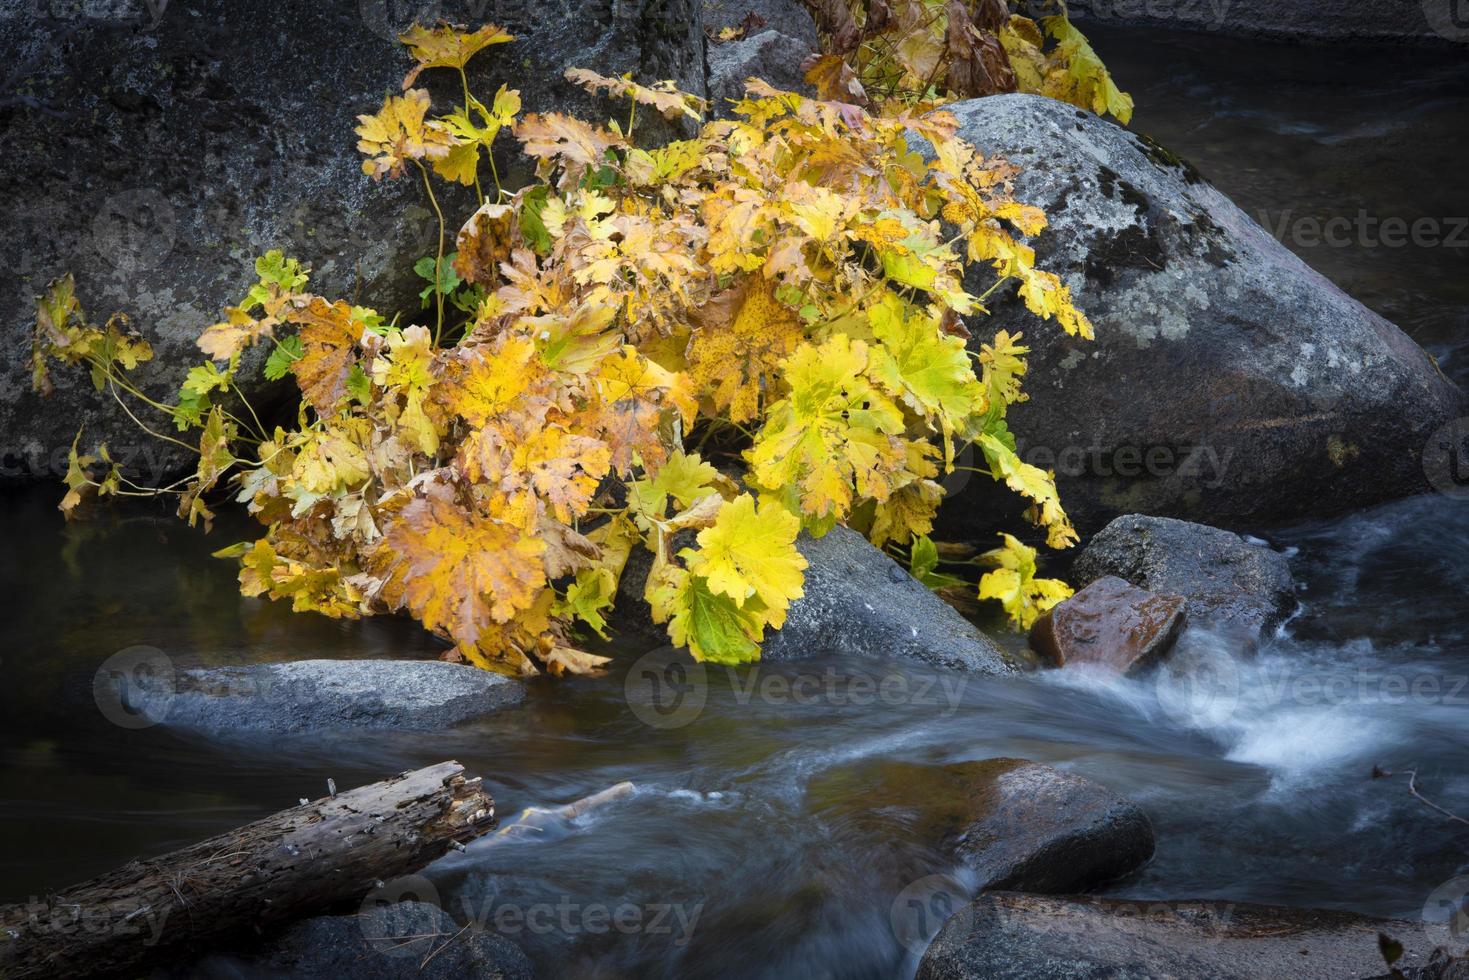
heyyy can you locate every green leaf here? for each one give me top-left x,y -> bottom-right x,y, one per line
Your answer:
414,254 -> 464,305
264,335 -> 302,381
908,534 -> 965,590
346,364 -> 372,404
520,186 -> 553,255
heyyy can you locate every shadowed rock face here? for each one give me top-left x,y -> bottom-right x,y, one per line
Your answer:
934,94 -> 1461,538
189,901 -> 533,980
916,892 -> 1447,980
1,0 -> 704,484
1031,575 -> 1186,674
1066,0 -> 1464,46
1073,514 -> 1296,644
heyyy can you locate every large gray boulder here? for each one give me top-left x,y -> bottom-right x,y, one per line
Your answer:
1,0 -> 704,484
916,892 -> 1445,980
936,94 -> 1461,537
107,659 -> 524,735
1073,514 -> 1296,643
1069,0 -> 1465,45
616,524 -> 1016,674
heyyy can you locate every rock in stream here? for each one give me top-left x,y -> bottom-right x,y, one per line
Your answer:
106,659 -> 524,735
934,94 -> 1462,537
916,892 -> 1449,980
1073,514 -> 1297,645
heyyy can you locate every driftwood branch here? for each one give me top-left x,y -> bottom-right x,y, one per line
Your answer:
1373,765 -> 1469,828
0,761 -> 496,980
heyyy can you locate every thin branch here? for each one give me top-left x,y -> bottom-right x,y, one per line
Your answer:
1373,766 -> 1469,828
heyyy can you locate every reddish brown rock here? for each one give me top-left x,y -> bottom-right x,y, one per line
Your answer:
1030,576 -> 1186,675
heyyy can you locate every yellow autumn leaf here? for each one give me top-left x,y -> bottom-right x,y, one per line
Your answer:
977,433 -> 1077,549
683,493 -> 807,628
977,532 -> 1072,629
399,23 -> 514,88
355,89 -> 457,180
747,334 -> 907,528
687,277 -> 804,423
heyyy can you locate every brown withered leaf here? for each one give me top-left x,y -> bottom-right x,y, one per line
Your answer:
802,53 -> 871,106
806,0 -> 862,53
945,2 -> 1017,98
455,202 -> 518,286
288,297 -> 362,414
370,485 -> 548,652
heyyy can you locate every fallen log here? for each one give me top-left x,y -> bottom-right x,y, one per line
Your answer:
0,761 -> 495,980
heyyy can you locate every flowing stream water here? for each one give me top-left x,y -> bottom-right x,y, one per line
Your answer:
2,23 -> 1468,980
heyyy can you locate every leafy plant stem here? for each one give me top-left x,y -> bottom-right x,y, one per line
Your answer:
416,160 -> 448,344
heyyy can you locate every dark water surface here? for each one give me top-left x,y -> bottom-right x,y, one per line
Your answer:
3,25 -> 1469,980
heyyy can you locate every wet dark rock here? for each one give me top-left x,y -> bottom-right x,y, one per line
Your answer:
916,892 -> 1445,980
1070,0 -> 1463,45
707,30 -> 817,114
1,0 -> 704,484
703,0 -> 818,114
189,901 -> 532,980
1073,514 -> 1296,644
931,94 -> 1461,537
704,0 -> 819,49
617,525 -> 1016,674
1388,948 -> 1469,980
808,759 -> 1154,894
1031,575 -> 1186,674
116,659 -> 523,735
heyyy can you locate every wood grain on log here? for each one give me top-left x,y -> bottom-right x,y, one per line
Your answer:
0,761 -> 495,980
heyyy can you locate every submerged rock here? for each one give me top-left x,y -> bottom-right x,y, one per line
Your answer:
1,0 -> 704,484
1031,575 -> 1186,674
116,659 -> 523,735
1073,514 -> 1296,644
808,758 -> 1154,894
190,901 -> 532,980
617,525 -> 1016,674
934,94 -> 1461,536
916,892 -> 1444,980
